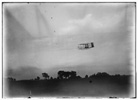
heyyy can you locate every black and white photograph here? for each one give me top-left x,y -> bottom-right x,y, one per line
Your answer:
2,2 -> 136,98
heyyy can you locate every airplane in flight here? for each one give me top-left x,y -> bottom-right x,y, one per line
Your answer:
78,42 -> 94,50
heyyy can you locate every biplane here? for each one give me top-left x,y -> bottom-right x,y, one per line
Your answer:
78,42 -> 94,50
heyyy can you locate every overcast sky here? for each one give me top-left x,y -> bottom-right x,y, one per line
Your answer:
4,3 -> 135,80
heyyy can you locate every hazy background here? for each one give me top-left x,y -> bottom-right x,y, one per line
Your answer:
3,3 -> 135,80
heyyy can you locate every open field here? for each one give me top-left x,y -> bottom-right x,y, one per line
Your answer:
5,75 -> 133,98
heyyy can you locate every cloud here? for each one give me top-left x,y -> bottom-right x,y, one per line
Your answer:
59,9 -> 125,36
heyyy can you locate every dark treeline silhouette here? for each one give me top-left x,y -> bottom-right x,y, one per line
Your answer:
57,71 -> 77,79
7,77 -> 16,81
42,73 -> 49,79
34,76 -> 40,80
7,71 -> 131,82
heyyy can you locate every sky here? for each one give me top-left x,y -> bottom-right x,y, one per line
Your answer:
3,3 -> 135,80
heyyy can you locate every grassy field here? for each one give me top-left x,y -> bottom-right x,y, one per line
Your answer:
5,75 -> 133,98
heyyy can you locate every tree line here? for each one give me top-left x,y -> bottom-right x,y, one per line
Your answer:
7,71 -> 130,81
